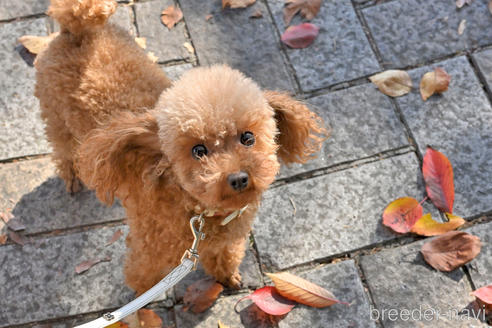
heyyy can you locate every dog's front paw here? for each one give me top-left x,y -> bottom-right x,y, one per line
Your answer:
226,271 -> 242,289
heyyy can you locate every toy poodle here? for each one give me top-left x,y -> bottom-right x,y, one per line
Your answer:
34,0 -> 326,295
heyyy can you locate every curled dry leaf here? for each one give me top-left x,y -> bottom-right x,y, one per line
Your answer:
283,0 -> 322,26
75,257 -> 111,274
458,19 -> 466,35
134,37 -> 146,49
106,229 -> 124,246
266,272 -> 348,308
382,197 -> 423,234
422,146 -> 454,213
421,231 -> 481,272
369,70 -> 412,97
281,23 -> 319,49
420,67 -> 451,101
161,5 -> 183,29
473,285 -> 492,311
18,33 -> 59,54
222,0 -> 256,9
183,277 -> 223,313
410,213 -> 465,236
236,286 -> 296,315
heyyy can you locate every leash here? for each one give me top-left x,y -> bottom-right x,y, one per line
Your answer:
75,213 -> 206,328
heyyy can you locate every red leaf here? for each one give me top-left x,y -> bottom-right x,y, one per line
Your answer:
106,229 -> 123,246
236,286 -> 296,316
473,285 -> 492,305
281,23 -> 319,49
382,197 -> 423,234
422,147 -> 454,213
75,257 -> 111,274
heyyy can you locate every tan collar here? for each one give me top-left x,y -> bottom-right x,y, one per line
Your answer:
195,204 -> 249,226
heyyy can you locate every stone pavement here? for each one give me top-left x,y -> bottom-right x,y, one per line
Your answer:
0,0 -> 491,327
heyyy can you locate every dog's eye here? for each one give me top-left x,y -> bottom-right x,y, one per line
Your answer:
240,131 -> 255,147
192,144 -> 208,159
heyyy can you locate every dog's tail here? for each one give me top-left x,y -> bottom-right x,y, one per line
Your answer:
48,0 -> 116,35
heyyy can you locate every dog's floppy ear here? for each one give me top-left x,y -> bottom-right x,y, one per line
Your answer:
76,112 -> 167,205
264,91 -> 327,165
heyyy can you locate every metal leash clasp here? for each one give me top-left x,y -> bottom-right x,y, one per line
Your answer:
181,213 -> 205,269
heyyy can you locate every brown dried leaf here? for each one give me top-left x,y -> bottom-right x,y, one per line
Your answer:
106,229 -> 124,246
161,5 -> 183,29
283,0 -> 322,26
75,257 -> 111,274
183,277 -> 223,313
369,70 -> 413,97
222,0 -> 256,9
419,67 -> 451,101
250,9 -> 263,18
266,272 -> 348,308
0,234 -> 7,245
421,231 -> 481,272
134,37 -> 146,49
18,33 -> 58,54
458,19 -> 466,35
205,14 -> 213,21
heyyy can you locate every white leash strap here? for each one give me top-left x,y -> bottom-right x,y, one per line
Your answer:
75,214 -> 206,328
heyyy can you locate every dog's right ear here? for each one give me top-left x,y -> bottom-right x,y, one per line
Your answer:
76,112 -> 166,205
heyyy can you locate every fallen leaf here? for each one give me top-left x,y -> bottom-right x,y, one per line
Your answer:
18,33 -> 58,54
222,0 -> 256,9
266,272 -> 348,308
456,0 -> 473,8
473,285 -> 492,311
421,231 -> 481,272
205,14 -> 213,21
106,322 -> 129,328
8,231 -> 27,246
161,5 -> 183,29
183,277 -> 223,313
369,70 -> 412,97
0,235 -> 7,245
147,52 -> 158,63
106,229 -> 124,246
134,37 -> 146,49
75,257 -> 111,274
121,312 -> 139,328
410,213 -> 465,236
239,303 -> 283,326
183,42 -> 194,54
218,320 -> 230,328
136,309 -> 162,328
489,0 -> 492,15
419,67 -> 451,101
422,146 -> 454,213
250,9 -> 263,18
382,197 -> 423,234
283,0 -> 321,25
458,19 -> 466,35
281,23 -> 319,49
236,286 -> 296,315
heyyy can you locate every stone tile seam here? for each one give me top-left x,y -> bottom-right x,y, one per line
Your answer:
271,145 -> 415,188
260,0 -> 303,95
175,0 -> 200,67
0,153 -> 50,165
355,0 -> 400,10
466,53 -> 492,111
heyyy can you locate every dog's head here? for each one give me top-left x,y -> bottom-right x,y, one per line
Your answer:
77,65 -> 325,213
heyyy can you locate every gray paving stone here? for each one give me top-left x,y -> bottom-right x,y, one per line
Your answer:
473,47 -> 492,91
134,0 -> 189,63
109,4 -> 136,35
0,158 -> 125,235
0,226 -> 133,327
363,0 -> 492,68
279,83 -> 409,178
0,18 -> 51,160
161,63 -> 193,81
174,246 -> 263,301
395,56 -> 492,218
360,239 -> 487,327
466,221 -> 492,289
254,152 -> 425,270
278,260 -> 376,328
0,0 -> 49,20
180,0 -> 295,91
268,0 -> 380,91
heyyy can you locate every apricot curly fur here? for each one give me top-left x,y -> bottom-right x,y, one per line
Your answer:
35,0 -> 327,295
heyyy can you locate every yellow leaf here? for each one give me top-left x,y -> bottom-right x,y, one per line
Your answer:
419,67 -> 451,101
410,213 -> 465,236
458,19 -> 466,35
218,320 -> 230,328
135,37 -> 146,49
18,33 -> 59,54
147,52 -> 158,63
183,42 -> 194,54
222,0 -> 256,9
266,272 -> 347,308
369,70 -> 412,97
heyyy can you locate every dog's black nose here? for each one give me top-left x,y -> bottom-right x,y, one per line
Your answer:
227,171 -> 249,191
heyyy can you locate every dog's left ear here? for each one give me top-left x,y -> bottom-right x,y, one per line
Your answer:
264,91 -> 327,165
